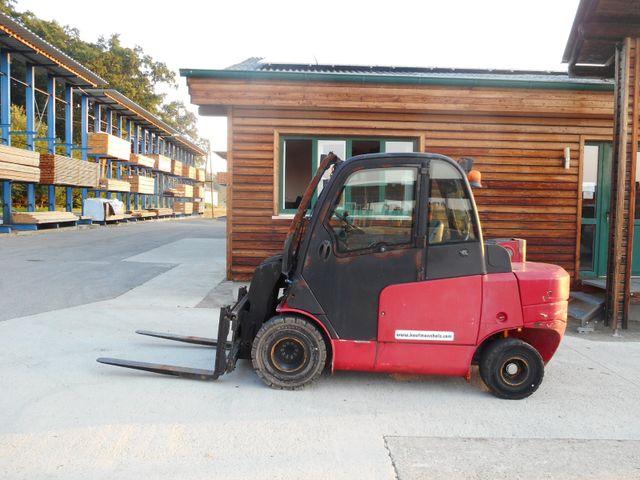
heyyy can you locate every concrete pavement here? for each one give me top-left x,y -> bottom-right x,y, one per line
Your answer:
1,218 -> 640,479
0,218 -> 224,321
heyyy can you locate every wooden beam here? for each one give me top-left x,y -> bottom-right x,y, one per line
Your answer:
582,22 -> 640,40
227,107 -> 234,280
623,38 -> 640,328
605,38 -> 632,332
199,105 -> 229,116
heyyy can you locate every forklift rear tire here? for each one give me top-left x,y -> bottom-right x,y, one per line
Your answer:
251,315 -> 327,390
480,338 -> 544,400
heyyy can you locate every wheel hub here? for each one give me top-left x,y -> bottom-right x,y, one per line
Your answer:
270,337 -> 308,373
500,356 -> 529,387
505,362 -> 519,375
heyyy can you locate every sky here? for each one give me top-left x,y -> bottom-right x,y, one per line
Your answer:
13,0 -> 582,172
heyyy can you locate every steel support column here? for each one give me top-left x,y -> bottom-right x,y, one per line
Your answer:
80,93 -> 89,204
24,63 -> 35,212
46,75 -> 56,154
1,49 -> 10,147
48,76 -> 58,211
64,84 -> 75,207
2,180 -> 10,223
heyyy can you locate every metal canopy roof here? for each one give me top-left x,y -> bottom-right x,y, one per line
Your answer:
563,0 -> 640,77
83,89 -> 207,156
0,12 -> 105,87
181,57 -> 613,91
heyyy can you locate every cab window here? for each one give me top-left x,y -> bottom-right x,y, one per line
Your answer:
328,167 -> 417,253
427,160 -> 478,244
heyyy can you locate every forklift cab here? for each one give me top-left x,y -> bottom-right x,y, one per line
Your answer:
285,153 -> 495,344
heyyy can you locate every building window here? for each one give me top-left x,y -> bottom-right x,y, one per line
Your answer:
283,139 -> 313,210
279,136 -> 417,213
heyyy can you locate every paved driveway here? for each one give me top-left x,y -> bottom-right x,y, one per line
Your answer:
1,219 -> 639,479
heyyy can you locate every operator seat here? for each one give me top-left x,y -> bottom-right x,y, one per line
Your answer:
428,220 -> 444,244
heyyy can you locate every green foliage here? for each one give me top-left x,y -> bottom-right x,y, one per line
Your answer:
159,101 -> 211,164
10,104 -> 50,153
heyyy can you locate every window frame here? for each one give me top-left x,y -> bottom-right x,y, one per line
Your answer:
425,159 -> 480,246
278,135 -> 418,214
325,165 -> 420,257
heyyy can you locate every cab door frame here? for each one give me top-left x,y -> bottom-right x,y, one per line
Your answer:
292,154 -> 429,341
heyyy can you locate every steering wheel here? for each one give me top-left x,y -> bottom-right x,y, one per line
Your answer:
334,210 -> 365,234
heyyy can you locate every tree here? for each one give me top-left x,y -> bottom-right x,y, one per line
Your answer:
158,101 -> 210,158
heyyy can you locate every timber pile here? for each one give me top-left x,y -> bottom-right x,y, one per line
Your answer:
173,202 -> 193,214
98,178 -> 131,192
39,154 -> 99,188
0,144 -> 40,182
129,153 -> 155,169
128,209 -> 157,218
12,211 -> 78,224
149,207 -> 173,216
149,154 -> 172,172
196,168 -> 205,182
216,172 -> 229,185
171,160 -> 183,176
88,132 -> 131,160
193,185 -> 205,198
170,184 -> 193,197
126,175 -> 155,194
194,201 -> 205,214
182,165 -> 196,179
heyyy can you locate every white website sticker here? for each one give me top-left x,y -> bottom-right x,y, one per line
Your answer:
395,330 -> 455,342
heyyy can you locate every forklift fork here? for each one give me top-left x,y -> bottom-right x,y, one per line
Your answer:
97,287 -> 249,380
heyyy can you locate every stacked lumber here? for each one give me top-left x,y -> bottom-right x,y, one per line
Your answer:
129,153 -> 155,169
128,209 -> 157,218
170,184 -> 193,197
171,160 -> 183,176
149,154 -> 172,172
194,201 -> 205,214
39,154 -> 99,188
126,175 -> 155,194
149,207 -> 173,216
213,206 -> 227,218
215,172 -> 229,185
193,185 -> 205,198
0,144 -> 40,182
196,168 -> 205,182
98,178 -> 131,192
173,202 -> 193,214
12,211 -> 78,224
182,165 -> 196,179
88,132 -> 131,160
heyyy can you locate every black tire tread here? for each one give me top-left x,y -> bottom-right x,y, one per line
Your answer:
480,338 -> 544,400
251,315 -> 327,390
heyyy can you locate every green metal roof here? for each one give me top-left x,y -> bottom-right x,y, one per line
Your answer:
181,58 -> 614,91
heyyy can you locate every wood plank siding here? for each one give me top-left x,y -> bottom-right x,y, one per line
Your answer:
186,78 -> 614,281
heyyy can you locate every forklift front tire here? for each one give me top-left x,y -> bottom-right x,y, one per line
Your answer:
480,338 -> 544,400
252,315 -> 327,390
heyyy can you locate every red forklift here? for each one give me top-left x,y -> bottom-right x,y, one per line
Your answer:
98,152 -> 569,399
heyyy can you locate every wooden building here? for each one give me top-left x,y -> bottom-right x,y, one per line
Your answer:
182,60 -> 619,285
